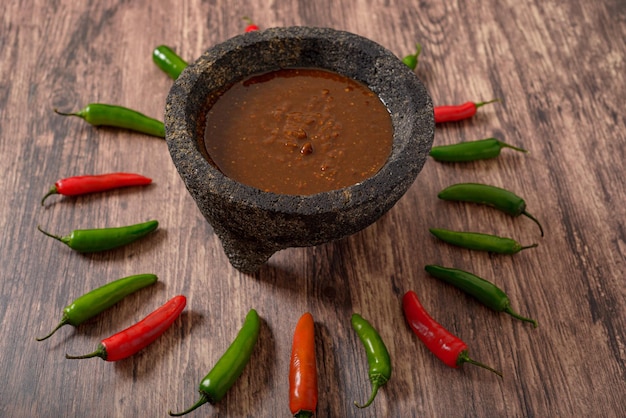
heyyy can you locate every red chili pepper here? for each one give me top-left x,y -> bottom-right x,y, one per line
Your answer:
434,99 -> 499,123
65,295 -> 186,361
243,16 -> 259,32
402,290 -> 502,376
289,312 -> 318,418
41,172 -> 152,205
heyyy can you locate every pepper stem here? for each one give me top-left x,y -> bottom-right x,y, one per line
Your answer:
519,243 -> 539,251
522,211 -> 544,237
498,141 -> 528,154
475,99 -> 500,108
354,374 -> 387,408
504,306 -> 538,328
41,186 -> 59,206
168,394 -> 210,416
65,344 -> 107,360
414,42 -> 422,57
37,225 -> 69,245
36,316 -> 70,341
53,108 -> 82,118
294,410 -> 315,418
458,351 -> 502,377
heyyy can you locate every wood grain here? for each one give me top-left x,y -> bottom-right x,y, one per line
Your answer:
1,0 -> 624,417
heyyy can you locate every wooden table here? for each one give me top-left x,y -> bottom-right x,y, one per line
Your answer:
1,1 -> 624,417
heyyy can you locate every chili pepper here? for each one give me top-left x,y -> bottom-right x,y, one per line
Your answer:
65,295 -> 186,361
438,183 -> 544,236
169,309 -> 260,416
429,228 -> 538,254
37,220 -> 158,253
402,290 -> 502,376
434,99 -> 499,123
152,45 -> 189,80
425,265 -> 538,327
243,16 -> 259,32
402,43 -> 422,70
289,312 -> 318,418
54,104 -> 165,138
41,172 -> 152,205
429,138 -> 528,162
351,313 -> 391,409
36,273 -> 158,341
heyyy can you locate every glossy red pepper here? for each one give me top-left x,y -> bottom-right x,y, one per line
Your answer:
41,172 -> 152,205
402,290 -> 502,376
65,295 -> 186,361
243,16 -> 259,32
434,99 -> 499,123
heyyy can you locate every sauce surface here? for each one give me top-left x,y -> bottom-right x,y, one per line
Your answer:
203,68 -> 393,195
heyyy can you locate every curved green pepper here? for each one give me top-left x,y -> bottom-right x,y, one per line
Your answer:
36,273 -> 158,341
429,138 -> 527,162
169,309 -> 261,416
351,313 -> 391,408
55,104 -> 165,138
152,45 -> 189,79
37,220 -> 159,252
437,183 -> 544,236
429,228 -> 538,254
425,265 -> 537,327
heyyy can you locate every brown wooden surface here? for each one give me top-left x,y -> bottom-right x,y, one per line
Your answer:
1,1 -> 625,417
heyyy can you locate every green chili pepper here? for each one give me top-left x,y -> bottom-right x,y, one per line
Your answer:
429,138 -> 528,162
152,45 -> 189,79
169,309 -> 261,416
425,265 -> 538,327
351,313 -> 391,409
429,228 -> 538,254
402,43 -> 422,70
438,183 -> 544,237
54,104 -> 165,138
37,220 -> 159,253
36,273 -> 158,341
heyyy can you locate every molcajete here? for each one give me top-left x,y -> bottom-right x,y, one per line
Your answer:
165,26 -> 434,273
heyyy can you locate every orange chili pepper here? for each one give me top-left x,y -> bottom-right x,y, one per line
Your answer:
289,312 -> 318,418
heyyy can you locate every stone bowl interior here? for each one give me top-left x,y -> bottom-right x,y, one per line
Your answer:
165,26 -> 434,273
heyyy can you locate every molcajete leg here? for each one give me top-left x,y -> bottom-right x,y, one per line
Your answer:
215,227 -> 281,273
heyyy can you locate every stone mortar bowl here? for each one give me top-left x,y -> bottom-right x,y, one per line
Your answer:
165,26 -> 434,273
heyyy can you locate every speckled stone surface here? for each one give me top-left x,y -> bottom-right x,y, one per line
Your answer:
165,26 -> 434,273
